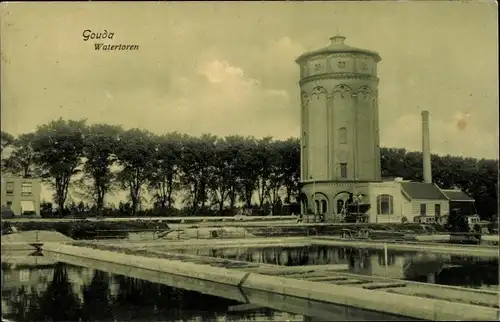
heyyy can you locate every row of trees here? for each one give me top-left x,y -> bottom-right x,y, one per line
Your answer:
1,119 -> 300,217
1,118 -> 498,219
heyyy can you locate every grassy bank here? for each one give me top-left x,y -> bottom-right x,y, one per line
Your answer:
0,220 -> 171,240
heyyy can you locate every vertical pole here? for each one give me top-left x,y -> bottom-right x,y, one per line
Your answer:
384,243 -> 388,276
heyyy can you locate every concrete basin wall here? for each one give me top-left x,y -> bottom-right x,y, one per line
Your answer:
42,243 -> 248,285
241,273 -> 498,321
40,242 -> 499,321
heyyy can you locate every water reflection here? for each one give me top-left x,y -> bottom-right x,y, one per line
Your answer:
1,262 -> 301,322
184,246 -> 499,290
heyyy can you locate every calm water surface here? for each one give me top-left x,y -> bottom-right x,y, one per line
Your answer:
177,245 -> 499,290
1,261 -> 302,322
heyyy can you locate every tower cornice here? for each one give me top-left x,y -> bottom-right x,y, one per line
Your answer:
299,73 -> 379,86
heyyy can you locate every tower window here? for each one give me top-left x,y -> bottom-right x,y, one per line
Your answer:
337,61 -> 346,68
336,200 -> 344,214
321,200 -> 327,214
339,163 -> 347,178
315,63 -> 322,71
338,127 -> 347,144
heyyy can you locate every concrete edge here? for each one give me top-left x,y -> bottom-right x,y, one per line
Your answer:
310,239 -> 499,257
240,273 -> 499,321
42,242 -> 499,321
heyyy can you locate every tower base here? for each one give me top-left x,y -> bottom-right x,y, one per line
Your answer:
300,180 -> 404,224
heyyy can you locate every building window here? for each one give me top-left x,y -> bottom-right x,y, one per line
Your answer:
6,182 -> 14,194
19,269 -> 31,283
321,200 -> 327,214
21,182 -> 33,196
337,61 -> 346,68
6,201 -> 12,208
337,200 -> 345,214
435,204 -> 441,217
338,127 -> 347,144
376,194 -> 394,215
315,63 -> 321,71
420,203 -> 427,216
339,163 -> 347,178
315,200 -> 320,214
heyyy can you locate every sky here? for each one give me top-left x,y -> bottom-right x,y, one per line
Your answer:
1,1 -> 498,163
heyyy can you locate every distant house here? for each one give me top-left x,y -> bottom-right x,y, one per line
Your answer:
440,188 -> 476,216
0,176 -> 42,217
400,182 -> 449,224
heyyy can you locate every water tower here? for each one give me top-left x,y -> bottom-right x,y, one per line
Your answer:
296,35 -> 382,222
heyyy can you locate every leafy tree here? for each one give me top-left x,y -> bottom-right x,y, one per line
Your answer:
222,135 -> 248,209
267,140 -> 285,215
179,134 -> 217,213
209,137 -> 232,211
2,133 -> 39,177
80,124 -> 122,216
115,128 -> 156,216
279,137 -> 301,203
255,137 -> 274,209
236,137 -> 260,209
0,130 -> 14,152
31,119 -> 87,216
148,132 -> 183,211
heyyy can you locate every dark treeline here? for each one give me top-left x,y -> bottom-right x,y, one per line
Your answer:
0,119 -> 497,219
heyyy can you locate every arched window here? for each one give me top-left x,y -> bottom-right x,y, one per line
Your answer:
315,200 -> 320,214
321,200 -> 327,214
376,194 -> 394,215
336,200 -> 345,214
338,127 -> 347,144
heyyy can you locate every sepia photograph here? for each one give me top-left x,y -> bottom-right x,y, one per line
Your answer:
1,1 -> 498,321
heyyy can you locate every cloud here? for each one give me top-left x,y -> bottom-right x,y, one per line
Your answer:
0,2 -> 497,160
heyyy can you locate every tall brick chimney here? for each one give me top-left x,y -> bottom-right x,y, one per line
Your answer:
421,111 -> 432,183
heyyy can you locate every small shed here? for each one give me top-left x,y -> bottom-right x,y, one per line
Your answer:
440,189 -> 476,216
400,182 -> 449,223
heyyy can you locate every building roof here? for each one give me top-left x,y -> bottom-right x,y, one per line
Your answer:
295,36 -> 382,64
440,189 -> 475,202
400,182 -> 448,200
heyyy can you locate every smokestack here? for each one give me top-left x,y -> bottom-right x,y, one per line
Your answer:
421,111 -> 432,183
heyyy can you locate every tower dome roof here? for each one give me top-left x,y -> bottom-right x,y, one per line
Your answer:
295,35 -> 381,64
